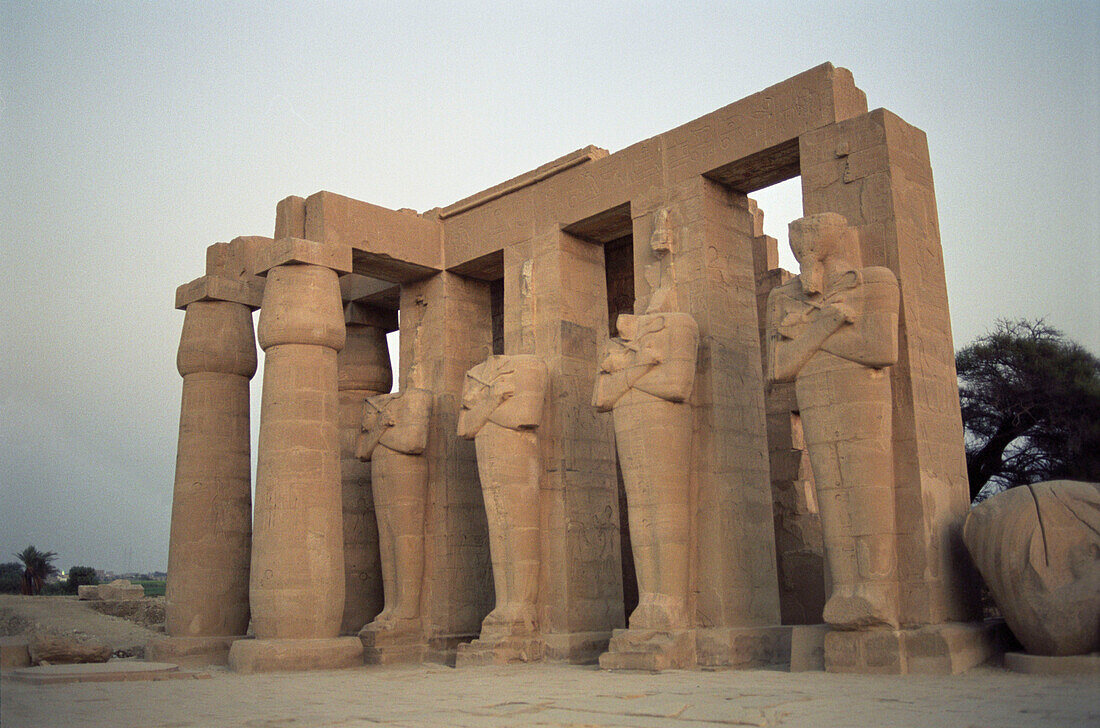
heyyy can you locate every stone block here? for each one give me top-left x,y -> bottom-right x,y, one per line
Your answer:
359,629 -> 428,666
77,579 -> 145,601
252,237 -> 353,275
175,274 -> 264,310
824,620 -> 1005,675
542,630 -> 611,664
455,635 -> 547,667
28,633 -> 112,665
695,626 -> 795,669
789,624 -> 828,671
145,635 -> 241,667
227,637 -> 364,673
0,637 -> 31,670
599,629 -> 696,671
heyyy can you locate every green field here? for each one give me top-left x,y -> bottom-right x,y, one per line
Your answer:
132,579 -> 166,597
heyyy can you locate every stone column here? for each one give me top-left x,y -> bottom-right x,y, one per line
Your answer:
227,237 -> 363,673
150,272 -> 261,666
149,238 -> 266,667
337,303 -> 394,635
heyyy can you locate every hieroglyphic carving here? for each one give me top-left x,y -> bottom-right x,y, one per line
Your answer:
458,354 -> 549,640
765,213 -> 901,629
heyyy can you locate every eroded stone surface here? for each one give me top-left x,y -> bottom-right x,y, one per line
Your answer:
28,633 -> 112,665
356,387 -> 433,645
78,580 -> 146,603
594,306 -> 699,632
458,354 -> 548,647
166,65 -> 987,674
964,480 -> 1100,656
766,213 -> 901,630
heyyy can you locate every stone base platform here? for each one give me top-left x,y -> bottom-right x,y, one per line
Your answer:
824,620 -> 1006,674
8,661 -> 192,684
146,635 -> 243,667
359,628 -> 428,666
599,628 -> 695,671
455,635 -> 546,667
543,630 -> 612,664
227,637 -> 363,674
1005,651 -> 1100,675
599,625 -> 826,672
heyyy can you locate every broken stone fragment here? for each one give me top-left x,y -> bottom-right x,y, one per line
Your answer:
28,632 -> 112,665
964,480 -> 1100,656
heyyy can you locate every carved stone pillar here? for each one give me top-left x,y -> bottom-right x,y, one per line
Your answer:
227,238 -> 363,673
337,304 -> 394,635
149,239 -> 265,667
355,387 -> 433,664
798,110 -> 992,674
455,354 -> 549,665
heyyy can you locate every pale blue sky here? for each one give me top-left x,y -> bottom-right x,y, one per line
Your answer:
2,2 -> 1097,572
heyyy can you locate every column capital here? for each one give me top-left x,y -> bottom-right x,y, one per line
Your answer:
253,237 -> 353,276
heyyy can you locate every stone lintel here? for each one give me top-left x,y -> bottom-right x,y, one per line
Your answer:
304,191 -> 443,280
340,272 -> 400,309
252,237 -> 353,276
441,62 -> 868,267
175,275 -> 264,310
437,145 -> 608,219
344,301 -> 398,331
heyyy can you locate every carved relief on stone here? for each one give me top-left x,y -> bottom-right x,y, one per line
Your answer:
355,387 -> 433,636
457,354 -> 549,640
765,212 -> 901,629
593,299 -> 699,630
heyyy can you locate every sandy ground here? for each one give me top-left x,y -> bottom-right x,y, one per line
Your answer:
0,594 -> 163,655
1,597 -> 1096,728
3,661 -> 1098,728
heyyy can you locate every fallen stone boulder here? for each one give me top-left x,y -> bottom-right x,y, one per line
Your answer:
963,480 -> 1100,656
28,632 -> 112,665
78,579 -> 145,601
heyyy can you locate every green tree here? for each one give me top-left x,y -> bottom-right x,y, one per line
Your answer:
64,566 -> 99,594
0,562 -> 22,594
14,545 -> 58,595
957,319 -> 1100,500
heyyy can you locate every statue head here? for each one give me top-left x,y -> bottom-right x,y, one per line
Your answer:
789,213 -> 859,295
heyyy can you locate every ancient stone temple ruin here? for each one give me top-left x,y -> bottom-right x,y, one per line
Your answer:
153,64 -> 1002,674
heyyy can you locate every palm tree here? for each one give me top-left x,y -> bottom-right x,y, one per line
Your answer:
14,546 -> 58,595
